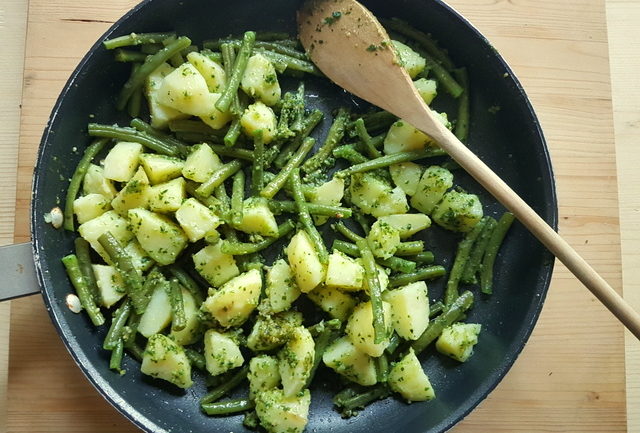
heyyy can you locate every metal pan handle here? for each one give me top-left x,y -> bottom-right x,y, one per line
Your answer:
0,242 -> 40,301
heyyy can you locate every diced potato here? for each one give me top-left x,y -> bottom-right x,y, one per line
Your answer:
187,51 -> 226,92
383,120 -> 432,155
278,326 -> 315,397
82,164 -> 117,199
175,197 -> 222,242
147,177 -> 186,213
350,172 -> 409,217
169,288 -> 201,346
203,329 -> 244,376
138,284 -> 172,337
241,53 -> 281,106
410,165 -> 454,214
111,166 -> 150,216
265,259 -> 301,313
124,239 -> 155,273
138,153 -> 184,185
192,242 -> 239,287
307,285 -> 357,322
78,210 -> 134,263
234,197 -> 278,237
255,388 -> 310,433
141,334 -> 192,389
91,264 -> 125,308
248,355 -> 280,398
287,230 -> 325,293
240,101 -> 277,144
432,190 -> 483,232
435,322 -> 481,362
345,300 -> 392,357
322,336 -> 377,386
390,162 -> 423,196
128,208 -> 188,265
247,312 -> 303,352
309,177 -> 345,225
325,250 -> 364,291
199,92 -> 233,130
103,142 -> 143,182
202,269 -> 262,327
388,348 -> 435,402
157,62 -> 216,117
145,62 -> 188,129
383,281 -> 430,340
392,40 -> 426,78
367,219 -> 400,259
73,193 -> 111,224
182,143 -> 223,183
414,78 -> 438,105
378,214 -> 432,239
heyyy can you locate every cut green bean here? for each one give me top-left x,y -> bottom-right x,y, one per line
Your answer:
208,144 -> 254,161
130,118 -> 190,157
335,384 -> 390,415
429,301 -> 445,318
168,278 -> 186,332
140,42 -> 163,54
261,136 -> 315,199
353,211 -> 372,236
290,168 -> 328,263
109,338 -> 125,374
268,200 -> 351,218
251,131 -> 265,196
201,399 -> 255,416
184,348 -> 207,371
123,311 -> 140,348
220,42 -> 242,116
359,110 -> 397,134
74,239 -> 101,307
273,109 -> 323,169
302,108 -> 349,173
481,212 -> 515,295
88,123 -> 178,156
230,170 -> 245,226
103,32 -> 176,50
461,217 -> 496,284
385,333 -> 401,355
453,68 -> 470,142
126,342 -> 145,362
255,48 -> 321,76
216,31 -> 255,113
375,353 -> 389,383
395,241 -> 425,256
332,239 -> 416,273
221,220 -> 295,255
289,83 -> 306,132
333,222 -> 363,243
200,365 -> 249,404
63,138 -> 109,231
168,119 -> 225,136
196,159 -> 243,197
388,265 -> 446,288
332,145 -> 369,165
114,49 -> 147,63
413,251 -> 435,264
356,239 -> 386,344
103,300 -> 132,350
354,118 -> 382,158
223,118 -> 242,147
305,322 -> 336,387
336,148 -> 447,178
167,265 -> 204,305
62,254 -> 105,326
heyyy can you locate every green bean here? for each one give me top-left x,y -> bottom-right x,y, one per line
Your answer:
122,311 -> 140,348
127,86 -> 143,119
200,365 -> 249,404
61,254 -> 105,326
109,338 -> 125,374
196,159 -> 243,197
359,110 -> 397,134
290,168 -> 328,263
335,148 -> 447,178
481,212 -> 515,295
130,118 -> 190,157
332,145 -> 369,165
114,49 -> 147,63
273,109 -> 323,169
422,51 -> 463,98
103,32 -> 176,50
461,217 -> 496,284
185,181 -> 222,212
395,241 -> 425,256
88,123 -> 178,156
184,347 -> 207,371
388,265 -> 446,288
221,220 -> 295,255
354,118 -> 382,158
63,138 -> 109,231
168,278 -> 186,332
230,170 -> 245,226
116,36 -> 191,110
307,318 -> 342,337
167,266 -> 204,305
413,251 -> 435,264
453,68 -> 470,142
334,384 -> 390,415
223,118 -> 242,147
126,341 -> 145,362
356,239 -> 386,344
353,211 -> 372,236
444,218 -> 487,306
261,136 -> 315,199
302,108 -> 349,173
200,49 -> 223,64
305,322 -> 336,387
138,267 -> 164,312
251,131 -> 265,195
103,300 -> 132,350
255,48 -> 321,76
289,83 -> 306,132
375,353 -> 389,383
412,290 -> 474,355
253,41 -> 307,60
385,333 -> 401,355
74,238 -> 101,304
214,183 -> 231,217
201,399 -> 255,416
429,301 -> 445,318
220,42 -> 242,116
332,240 -> 416,273
333,222 -> 363,243
174,131 -> 224,144
168,119 -> 225,136
216,32 -> 255,113
269,201 -> 351,218
208,144 -> 254,161
333,386 -> 360,406
140,42 -> 163,54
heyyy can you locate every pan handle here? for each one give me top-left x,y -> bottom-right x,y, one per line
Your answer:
0,242 -> 40,301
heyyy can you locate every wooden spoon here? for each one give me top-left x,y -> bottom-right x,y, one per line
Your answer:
297,0 -> 640,339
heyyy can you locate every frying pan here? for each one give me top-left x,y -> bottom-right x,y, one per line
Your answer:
3,0 -> 557,431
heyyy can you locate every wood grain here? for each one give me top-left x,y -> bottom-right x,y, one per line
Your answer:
6,0 -> 627,432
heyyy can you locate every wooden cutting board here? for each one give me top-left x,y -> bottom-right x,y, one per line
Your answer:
5,0 -> 628,432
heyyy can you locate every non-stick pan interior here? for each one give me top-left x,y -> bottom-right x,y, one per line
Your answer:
31,0 -> 557,432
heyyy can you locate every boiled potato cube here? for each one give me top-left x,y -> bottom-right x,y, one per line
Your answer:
255,388 -> 310,433
322,336 -> 377,386
138,284 -> 172,337
265,259 -> 301,313
145,62 -> 188,129
175,197 -> 222,242
325,250 -> 364,291
73,193 -> 111,224
141,334 -> 192,389
91,264 -> 125,308
203,329 -> 244,376
240,101 -> 277,143
389,161 -> 423,196
278,326 -> 315,397
193,242 -> 239,287
128,208 -> 188,265
388,348 -> 435,402
187,51 -> 226,92
392,40 -> 426,78
182,143 -> 223,183
287,230 -> 325,293
139,153 -> 184,185
103,142 -> 143,182
247,312 -> 303,352
234,197 -> 278,237
350,172 -> 409,217
345,300 -> 392,357
436,322 -> 481,362
378,214 -> 432,239
241,53 -> 281,106
309,177 -> 345,225
248,355 -> 280,398
383,281 -> 430,340
111,166 -> 150,216
124,239 -> 155,273
367,219 -> 401,259
82,164 -> 117,199
157,62 -> 215,117
432,190 -> 483,232
147,177 -> 186,213
169,288 -> 201,346
414,78 -> 437,105
307,285 -> 357,322
199,92 -> 233,130
384,120 -> 433,155
410,165 -> 454,214
202,269 -> 262,327
78,210 -> 134,263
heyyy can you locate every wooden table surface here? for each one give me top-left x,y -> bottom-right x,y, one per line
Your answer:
1,0 -> 639,432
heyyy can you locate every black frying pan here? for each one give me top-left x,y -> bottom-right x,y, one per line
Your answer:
28,0 -> 557,432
